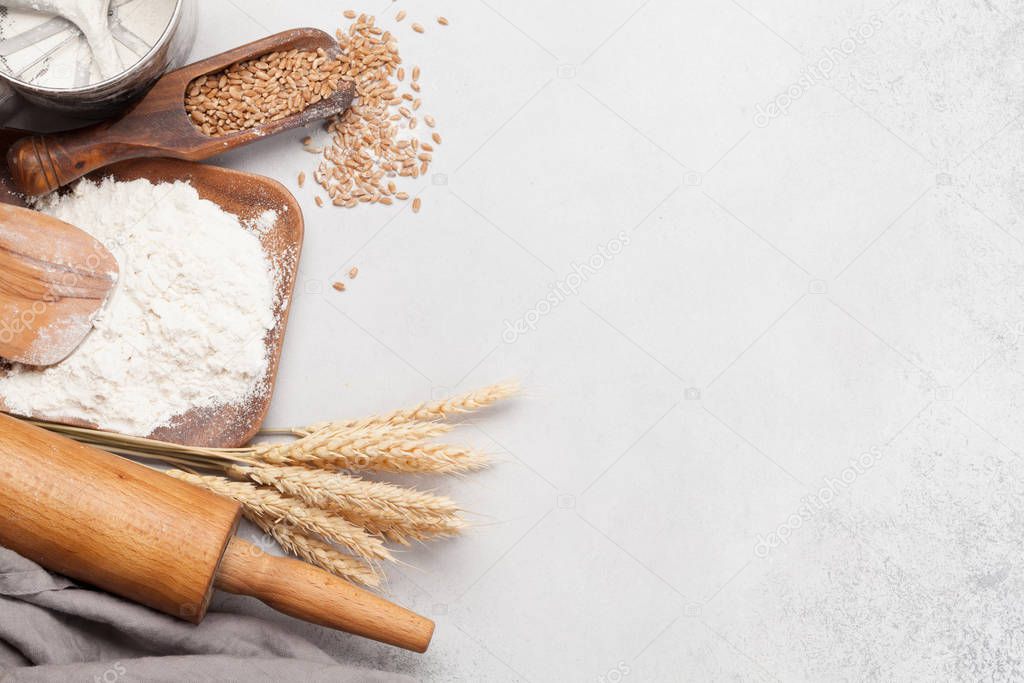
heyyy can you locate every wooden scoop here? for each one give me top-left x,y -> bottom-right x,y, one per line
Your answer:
0,413 -> 435,652
7,28 -> 354,196
0,128 -> 31,207
0,203 -> 117,365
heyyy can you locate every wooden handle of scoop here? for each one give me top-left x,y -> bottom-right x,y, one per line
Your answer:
215,537 -> 435,653
7,28 -> 354,196
7,129 -> 159,196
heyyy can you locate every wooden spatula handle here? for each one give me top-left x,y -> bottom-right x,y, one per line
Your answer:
8,129 -> 162,196
215,537 -> 435,653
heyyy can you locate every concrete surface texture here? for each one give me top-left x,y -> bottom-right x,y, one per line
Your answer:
29,1 -> 1024,680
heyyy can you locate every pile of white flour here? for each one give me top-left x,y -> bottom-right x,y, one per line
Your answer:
0,177 -> 276,435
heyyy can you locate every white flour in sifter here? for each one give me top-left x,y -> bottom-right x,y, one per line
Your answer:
0,0 -> 176,87
0,177 -> 277,435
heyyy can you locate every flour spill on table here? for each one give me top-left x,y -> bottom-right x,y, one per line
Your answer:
0,176 -> 277,435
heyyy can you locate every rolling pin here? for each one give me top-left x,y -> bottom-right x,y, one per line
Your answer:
0,413 -> 434,652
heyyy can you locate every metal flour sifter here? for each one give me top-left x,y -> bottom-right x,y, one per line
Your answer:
0,0 -> 195,117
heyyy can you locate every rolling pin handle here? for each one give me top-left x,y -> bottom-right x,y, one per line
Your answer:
215,537 -> 435,653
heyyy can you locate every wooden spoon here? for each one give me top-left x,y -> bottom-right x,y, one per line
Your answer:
7,28 -> 354,196
0,203 -> 118,366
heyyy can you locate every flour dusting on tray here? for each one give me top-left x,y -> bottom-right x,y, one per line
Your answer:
0,177 -> 276,435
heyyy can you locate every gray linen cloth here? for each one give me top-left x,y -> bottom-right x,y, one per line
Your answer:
0,548 -> 411,682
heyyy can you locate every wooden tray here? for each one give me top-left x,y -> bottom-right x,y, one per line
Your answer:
0,158 -> 303,448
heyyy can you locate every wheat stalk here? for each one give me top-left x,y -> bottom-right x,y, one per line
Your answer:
25,382 -> 518,583
290,381 -> 519,437
232,464 -> 464,544
27,420 -> 253,464
166,470 -> 393,563
251,424 -> 489,473
26,383 -> 513,475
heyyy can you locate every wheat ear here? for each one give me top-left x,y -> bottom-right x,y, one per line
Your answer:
247,510 -> 380,587
251,425 -> 489,474
252,422 -> 446,462
294,381 -> 519,436
232,464 -> 465,543
166,470 -> 394,562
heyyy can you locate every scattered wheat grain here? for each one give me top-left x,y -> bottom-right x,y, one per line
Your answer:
308,14 -> 439,210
